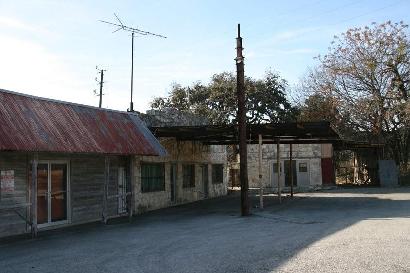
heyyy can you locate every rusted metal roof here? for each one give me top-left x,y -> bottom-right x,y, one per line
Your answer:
0,89 -> 166,156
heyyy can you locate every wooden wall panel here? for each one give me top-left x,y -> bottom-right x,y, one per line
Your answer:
0,152 -> 129,238
0,152 -> 29,237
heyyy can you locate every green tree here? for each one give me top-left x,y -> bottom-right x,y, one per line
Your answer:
150,70 -> 298,125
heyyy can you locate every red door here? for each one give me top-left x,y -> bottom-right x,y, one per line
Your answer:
321,158 -> 335,185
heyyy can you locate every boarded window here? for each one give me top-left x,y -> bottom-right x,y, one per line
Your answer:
299,163 -> 308,172
183,164 -> 195,188
212,164 -> 224,184
141,163 -> 165,192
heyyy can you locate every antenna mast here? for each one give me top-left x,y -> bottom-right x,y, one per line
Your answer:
100,14 -> 167,112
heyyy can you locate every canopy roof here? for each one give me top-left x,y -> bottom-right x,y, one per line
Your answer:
150,121 -> 341,145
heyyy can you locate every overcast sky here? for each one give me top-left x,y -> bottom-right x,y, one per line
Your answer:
0,0 -> 408,112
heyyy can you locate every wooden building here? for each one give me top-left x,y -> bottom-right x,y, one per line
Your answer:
0,89 -> 166,238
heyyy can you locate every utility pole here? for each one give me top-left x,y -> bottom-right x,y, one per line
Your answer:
236,24 -> 249,216
98,69 -> 104,108
94,67 -> 106,108
100,14 -> 166,112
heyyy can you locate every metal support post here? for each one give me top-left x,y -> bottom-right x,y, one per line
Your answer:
258,134 -> 263,209
129,32 -> 134,112
277,139 -> 281,203
290,143 -> 294,198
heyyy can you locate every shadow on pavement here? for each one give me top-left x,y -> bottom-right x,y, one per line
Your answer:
0,187 -> 409,273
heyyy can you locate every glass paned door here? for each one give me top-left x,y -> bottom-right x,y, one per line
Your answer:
32,162 -> 68,226
50,164 -> 68,222
37,164 -> 49,225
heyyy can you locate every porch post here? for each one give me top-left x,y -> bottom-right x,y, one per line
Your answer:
258,134 -> 263,209
102,156 -> 110,224
128,156 -> 135,222
31,153 -> 38,238
290,143 -> 294,198
277,139 -> 281,203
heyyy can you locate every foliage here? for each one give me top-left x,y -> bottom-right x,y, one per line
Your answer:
151,70 -> 298,125
300,21 -> 410,168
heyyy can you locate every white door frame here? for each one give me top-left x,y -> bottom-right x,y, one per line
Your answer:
296,160 -> 310,187
37,160 -> 71,228
271,161 -> 284,188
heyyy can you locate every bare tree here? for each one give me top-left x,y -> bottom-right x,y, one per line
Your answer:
302,21 -> 410,170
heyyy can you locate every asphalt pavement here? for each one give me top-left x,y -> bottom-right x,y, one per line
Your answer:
0,187 -> 409,273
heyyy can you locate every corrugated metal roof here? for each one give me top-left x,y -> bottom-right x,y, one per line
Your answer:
150,122 -> 340,145
0,89 -> 166,156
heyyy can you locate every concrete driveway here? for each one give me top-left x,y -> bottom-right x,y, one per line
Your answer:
1,187 -> 409,273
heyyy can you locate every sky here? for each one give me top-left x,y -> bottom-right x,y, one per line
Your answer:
0,0 -> 408,112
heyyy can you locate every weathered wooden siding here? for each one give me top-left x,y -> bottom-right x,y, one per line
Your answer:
0,152 -> 129,238
0,152 -> 29,237
56,154 -> 128,224
70,156 -> 105,223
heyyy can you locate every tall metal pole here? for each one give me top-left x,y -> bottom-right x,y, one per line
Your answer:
236,24 -> 249,216
100,14 -> 166,112
129,32 -> 134,112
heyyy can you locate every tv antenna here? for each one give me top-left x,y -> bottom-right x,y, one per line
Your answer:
100,13 -> 167,112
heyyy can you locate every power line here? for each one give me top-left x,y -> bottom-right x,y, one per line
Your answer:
301,0 -> 406,39
326,0 -> 405,27
264,0 -> 405,46
273,0 -> 326,21
299,0 -> 363,25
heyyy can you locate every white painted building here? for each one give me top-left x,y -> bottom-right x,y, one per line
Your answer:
243,143 -> 334,190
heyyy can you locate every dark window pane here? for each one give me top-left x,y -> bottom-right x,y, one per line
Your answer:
141,163 -> 165,193
182,164 -> 195,188
299,163 -> 308,172
36,164 -> 48,224
212,164 -> 224,184
273,163 -> 281,173
51,164 -> 67,222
